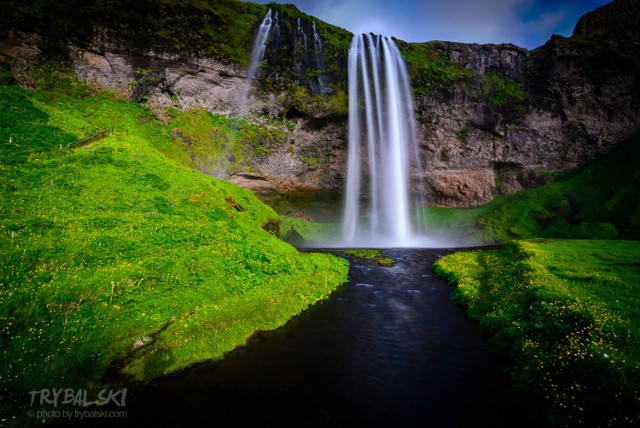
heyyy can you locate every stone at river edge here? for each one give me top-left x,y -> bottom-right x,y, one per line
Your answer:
1,0 -> 638,206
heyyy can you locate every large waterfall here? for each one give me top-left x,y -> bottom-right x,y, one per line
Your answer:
342,34 -> 425,247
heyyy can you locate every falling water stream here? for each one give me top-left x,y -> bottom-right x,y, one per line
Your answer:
311,21 -> 331,95
341,35 -> 428,248
297,17 -> 308,52
239,9 -> 276,115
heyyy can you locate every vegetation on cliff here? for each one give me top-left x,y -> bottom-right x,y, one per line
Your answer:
1,0 -> 352,100
161,108 -> 289,176
527,32 -> 640,113
399,40 -> 530,118
0,72 -> 348,425
398,41 -> 473,98
2,0 -> 265,65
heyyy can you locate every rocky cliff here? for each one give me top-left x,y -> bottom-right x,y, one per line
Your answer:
1,0 -> 639,207
407,0 -> 640,205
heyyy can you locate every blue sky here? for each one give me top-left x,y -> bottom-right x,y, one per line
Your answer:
244,0 -> 612,49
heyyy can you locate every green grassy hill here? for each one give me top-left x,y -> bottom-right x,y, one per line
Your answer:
434,240 -> 640,426
0,76 -> 348,425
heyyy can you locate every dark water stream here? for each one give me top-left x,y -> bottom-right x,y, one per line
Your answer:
89,249 -> 515,427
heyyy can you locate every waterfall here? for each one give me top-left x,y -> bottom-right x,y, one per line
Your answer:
311,21 -> 332,95
295,17 -> 308,79
341,34 -> 425,247
312,21 -> 324,73
312,22 -> 322,52
240,9 -> 274,115
273,10 -> 280,34
297,18 -> 307,52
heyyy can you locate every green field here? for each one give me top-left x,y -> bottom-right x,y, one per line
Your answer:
434,240 -> 640,426
0,79 -> 348,425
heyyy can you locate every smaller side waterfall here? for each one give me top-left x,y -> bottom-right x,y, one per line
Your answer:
240,9 -> 275,115
311,21 -> 332,95
295,17 -> 308,78
312,22 -> 323,53
297,18 -> 308,52
273,10 -> 280,34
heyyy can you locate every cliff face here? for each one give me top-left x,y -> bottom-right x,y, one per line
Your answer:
413,22 -> 640,205
573,0 -> 640,43
407,0 -> 640,206
1,0 -> 639,206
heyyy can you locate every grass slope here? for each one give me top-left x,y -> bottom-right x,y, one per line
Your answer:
434,240 -> 640,427
425,132 -> 640,426
0,82 -> 348,425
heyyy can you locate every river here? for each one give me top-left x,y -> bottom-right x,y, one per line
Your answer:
108,248 -> 516,427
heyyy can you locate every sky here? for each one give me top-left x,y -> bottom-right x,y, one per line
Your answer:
244,0 -> 612,49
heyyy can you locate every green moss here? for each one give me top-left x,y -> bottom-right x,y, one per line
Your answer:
0,82 -> 348,425
0,69 -> 17,86
298,155 -> 320,166
280,216 -> 340,243
398,41 -> 473,97
434,240 -> 640,426
457,123 -> 473,146
344,249 -> 396,266
288,84 -> 349,118
129,67 -> 166,102
161,108 -> 287,176
344,249 -> 381,259
375,257 -> 396,266
482,70 -> 527,106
